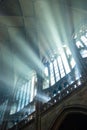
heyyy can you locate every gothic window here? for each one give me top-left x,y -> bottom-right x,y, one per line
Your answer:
43,45 -> 76,89
10,73 -> 37,114
75,30 -> 87,58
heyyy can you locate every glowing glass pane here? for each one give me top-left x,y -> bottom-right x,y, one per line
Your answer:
81,35 -> 87,46
50,62 -> 53,71
25,83 -> 29,105
80,49 -> 87,58
51,79 -> 55,85
44,67 -> 48,77
17,100 -> 21,112
55,73 -> 60,81
50,62 -> 55,85
57,56 -> 65,78
21,84 -> 27,109
76,41 -> 84,48
53,60 -> 58,73
53,59 -> 60,81
61,52 -> 70,74
25,81 -> 30,105
30,76 -> 35,102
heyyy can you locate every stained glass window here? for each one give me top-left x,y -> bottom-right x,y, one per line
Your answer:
10,73 -> 37,114
43,45 -> 76,89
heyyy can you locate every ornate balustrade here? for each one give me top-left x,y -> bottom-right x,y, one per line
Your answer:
8,71 -> 87,130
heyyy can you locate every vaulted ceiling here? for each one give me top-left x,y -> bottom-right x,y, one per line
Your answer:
0,0 -> 87,52
0,0 -> 87,98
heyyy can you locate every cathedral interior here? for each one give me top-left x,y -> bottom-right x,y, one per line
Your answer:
0,0 -> 87,130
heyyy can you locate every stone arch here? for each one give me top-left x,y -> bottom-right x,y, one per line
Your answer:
50,105 -> 87,130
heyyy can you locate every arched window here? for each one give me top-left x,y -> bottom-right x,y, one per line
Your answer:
74,25 -> 87,59
43,45 -> 76,89
10,72 -> 37,114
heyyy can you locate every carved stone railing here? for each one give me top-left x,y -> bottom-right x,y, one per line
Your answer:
7,71 -> 87,130
41,76 -> 87,113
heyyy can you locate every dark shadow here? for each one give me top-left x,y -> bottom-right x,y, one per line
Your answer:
59,113 -> 87,130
